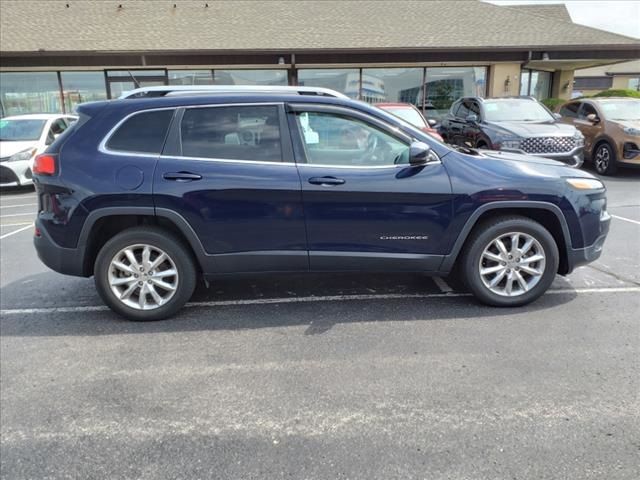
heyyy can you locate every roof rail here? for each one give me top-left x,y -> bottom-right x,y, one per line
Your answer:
118,85 -> 349,100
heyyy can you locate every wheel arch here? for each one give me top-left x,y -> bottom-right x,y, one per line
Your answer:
440,201 -> 573,275
78,207 -> 207,276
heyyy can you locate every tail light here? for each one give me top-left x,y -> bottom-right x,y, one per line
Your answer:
33,154 -> 57,176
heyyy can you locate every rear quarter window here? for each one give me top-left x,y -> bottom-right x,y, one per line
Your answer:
106,109 -> 174,154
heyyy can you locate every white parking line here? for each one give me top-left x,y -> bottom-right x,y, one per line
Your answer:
0,213 -> 36,218
0,286 -> 638,316
0,222 -> 33,227
612,214 -> 640,226
0,224 -> 32,240
433,277 -> 453,293
0,203 -> 37,209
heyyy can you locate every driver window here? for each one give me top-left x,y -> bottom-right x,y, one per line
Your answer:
295,112 -> 409,166
46,119 -> 68,144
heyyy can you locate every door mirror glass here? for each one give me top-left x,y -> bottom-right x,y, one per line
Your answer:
409,141 -> 431,165
553,112 -> 562,120
466,114 -> 479,124
426,118 -> 437,127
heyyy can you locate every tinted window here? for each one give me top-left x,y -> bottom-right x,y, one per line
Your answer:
455,102 -> 470,118
468,101 -> 480,116
107,109 -> 174,154
559,102 -> 580,118
181,106 -> 282,162
580,103 -> 598,119
294,112 -> 409,166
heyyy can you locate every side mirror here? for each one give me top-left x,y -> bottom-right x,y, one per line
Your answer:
586,113 -> 600,124
409,141 -> 432,165
553,113 -> 562,120
466,114 -> 478,124
426,118 -> 437,127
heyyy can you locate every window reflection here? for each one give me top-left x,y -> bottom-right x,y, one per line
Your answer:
297,69 -> 360,99
360,68 -> 423,106
0,72 -> 61,116
424,67 -> 486,121
169,70 -> 214,85
60,72 -> 107,112
213,70 -> 287,86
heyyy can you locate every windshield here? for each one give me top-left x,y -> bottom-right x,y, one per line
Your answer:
599,100 -> 640,121
383,107 -> 427,128
483,100 -> 554,122
0,119 -> 46,141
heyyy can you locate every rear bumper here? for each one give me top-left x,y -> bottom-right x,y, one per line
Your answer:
565,211 -> 611,274
34,218 -> 88,277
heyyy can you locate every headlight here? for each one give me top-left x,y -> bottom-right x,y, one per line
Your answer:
574,132 -> 585,147
565,178 -> 605,190
500,140 -> 521,149
623,127 -> 640,136
8,147 -> 37,162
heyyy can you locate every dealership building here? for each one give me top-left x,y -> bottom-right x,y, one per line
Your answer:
0,0 -> 638,118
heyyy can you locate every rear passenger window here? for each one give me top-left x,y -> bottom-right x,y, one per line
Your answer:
180,106 -> 282,162
107,109 -> 174,154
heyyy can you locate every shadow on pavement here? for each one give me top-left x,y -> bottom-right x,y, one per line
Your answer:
0,271 -> 577,337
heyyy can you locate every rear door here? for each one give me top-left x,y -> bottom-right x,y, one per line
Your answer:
153,103 -> 308,273
288,103 -> 453,272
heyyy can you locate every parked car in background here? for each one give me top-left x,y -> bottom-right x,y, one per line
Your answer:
33,87 -> 609,320
439,97 -> 585,167
0,114 -> 77,187
375,102 -> 444,141
558,97 -> 640,175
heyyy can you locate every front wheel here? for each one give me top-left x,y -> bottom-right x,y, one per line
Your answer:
94,227 -> 197,321
460,216 -> 559,307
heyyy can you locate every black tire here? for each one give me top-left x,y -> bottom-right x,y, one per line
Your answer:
593,142 -> 617,176
94,226 -> 197,321
460,216 -> 559,307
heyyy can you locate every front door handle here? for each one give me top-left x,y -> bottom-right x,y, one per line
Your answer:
308,176 -> 345,186
163,171 -> 202,182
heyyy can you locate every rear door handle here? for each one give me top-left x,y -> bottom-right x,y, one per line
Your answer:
308,176 -> 345,186
163,172 -> 202,182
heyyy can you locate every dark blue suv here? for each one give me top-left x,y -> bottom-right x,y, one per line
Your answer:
32,89 -> 611,320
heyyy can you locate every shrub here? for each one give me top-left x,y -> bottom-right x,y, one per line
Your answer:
592,89 -> 640,99
541,97 -> 566,111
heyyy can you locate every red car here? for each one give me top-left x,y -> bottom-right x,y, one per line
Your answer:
375,102 -> 444,142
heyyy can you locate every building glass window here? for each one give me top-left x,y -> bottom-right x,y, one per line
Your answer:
59,72 -> 107,113
0,72 -> 62,116
297,69 -> 360,99
213,70 -> 287,86
628,77 -> 640,91
520,69 -> 552,100
529,71 -> 552,100
168,70 -> 214,85
359,68 -> 424,106
424,67 -> 487,121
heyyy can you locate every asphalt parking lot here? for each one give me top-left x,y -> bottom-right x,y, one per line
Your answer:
1,170 -> 639,479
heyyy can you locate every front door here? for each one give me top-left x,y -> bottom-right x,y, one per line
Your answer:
154,103 -> 308,273
288,104 -> 453,272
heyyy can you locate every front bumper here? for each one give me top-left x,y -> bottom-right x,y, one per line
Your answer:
501,146 -> 584,168
34,218 -> 88,277
565,210 -> 611,274
0,160 -> 33,187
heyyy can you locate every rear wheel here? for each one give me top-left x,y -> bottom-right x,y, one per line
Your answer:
460,216 -> 559,307
94,227 -> 196,321
593,142 -> 617,176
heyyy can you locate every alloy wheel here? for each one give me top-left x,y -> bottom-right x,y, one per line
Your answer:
478,232 -> 546,297
595,146 -> 610,174
108,244 -> 179,310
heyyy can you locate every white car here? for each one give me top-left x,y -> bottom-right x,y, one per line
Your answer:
0,114 -> 77,187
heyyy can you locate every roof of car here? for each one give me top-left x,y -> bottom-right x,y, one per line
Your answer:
1,113 -> 73,120
586,97 -> 640,102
